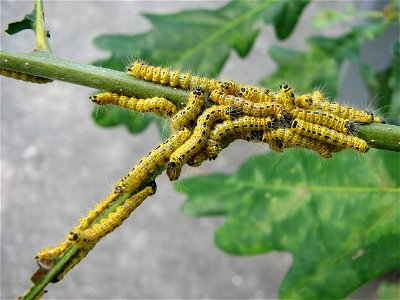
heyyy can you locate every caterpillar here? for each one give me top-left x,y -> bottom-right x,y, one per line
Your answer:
114,128 -> 191,193
219,80 -> 275,103
312,101 -> 374,124
262,128 -> 343,158
290,108 -> 356,134
290,118 -> 369,153
127,60 -> 220,91
0,68 -> 53,84
167,105 -> 238,181
295,90 -> 324,108
69,183 -> 156,246
170,87 -> 205,130
209,90 -> 282,118
51,244 -> 95,283
207,116 -> 277,159
90,92 -> 177,118
35,239 -> 71,260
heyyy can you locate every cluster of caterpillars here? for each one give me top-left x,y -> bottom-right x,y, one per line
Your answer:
34,60 -> 384,283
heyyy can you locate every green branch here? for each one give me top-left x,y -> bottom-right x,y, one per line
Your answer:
34,0 -> 51,52
0,50 -> 189,104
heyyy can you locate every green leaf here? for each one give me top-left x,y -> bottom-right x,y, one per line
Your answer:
260,44 -> 339,97
178,150 -> 400,299
270,0 -> 310,40
5,9 -> 50,38
91,105 -> 169,135
92,1 -> 277,75
261,19 -> 391,99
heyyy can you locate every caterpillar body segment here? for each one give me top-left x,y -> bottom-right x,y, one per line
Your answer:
207,116 -> 277,159
277,82 -> 296,110
90,92 -> 177,118
78,193 -> 118,230
262,128 -> 343,158
167,105 -> 237,181
209,90 -> 283,118
70,184 -> 156,247
290,118 -> 369,153
0,68 -> 53,84
127,60 -> 220,91
290,108 -> 356,134
114,128 -> 191,193
171,87 -> 205,130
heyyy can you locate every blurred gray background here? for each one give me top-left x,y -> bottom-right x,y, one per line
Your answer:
1,1 -> 396,299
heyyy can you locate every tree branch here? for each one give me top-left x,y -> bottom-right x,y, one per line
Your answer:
1,49 -> 399,153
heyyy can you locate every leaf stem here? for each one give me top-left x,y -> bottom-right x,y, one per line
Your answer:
34,0 -> 51,52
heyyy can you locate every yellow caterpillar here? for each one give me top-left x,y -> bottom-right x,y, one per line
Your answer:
127,60 -> 220,91
312,101 -> 374,124
219,80 -> 275,103
114,128 -> 191,193
209,90 -> 282,118
69,183 -> 156,246
207,116 -> 277,159
90,92 -> 177,118
290,108 -> 355,134
167,105 -> 237,181
0,68 -> 53,84
290,118 -> 369,153
262,128 -> 343,158
170,88 -> 205,130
